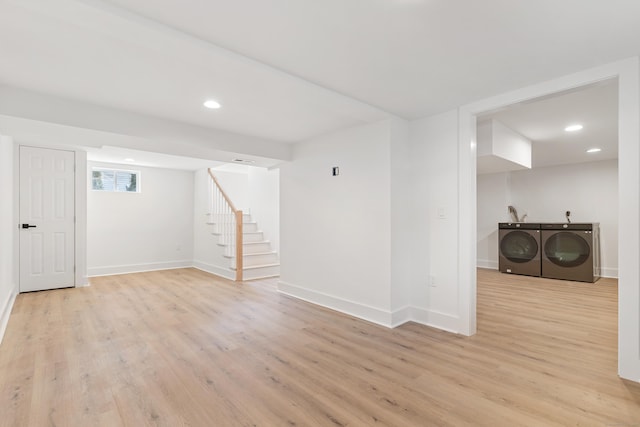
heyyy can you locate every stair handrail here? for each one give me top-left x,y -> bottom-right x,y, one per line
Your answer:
208,169 -> 237,212
207,168 -> 243,281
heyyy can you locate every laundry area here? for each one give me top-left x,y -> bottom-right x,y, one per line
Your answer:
476,80 -> 618,283
498,221 -> 599,282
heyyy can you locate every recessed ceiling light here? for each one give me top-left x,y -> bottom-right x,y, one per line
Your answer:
124,158 -> 135,162
586,148 -> 601,153
565,124 -> 583,132
203,100 -> 221,109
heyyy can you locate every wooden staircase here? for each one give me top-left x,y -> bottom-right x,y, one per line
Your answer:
206,213 -> 280,280
206,169 -> 279,281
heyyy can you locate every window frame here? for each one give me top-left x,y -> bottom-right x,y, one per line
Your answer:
91,167 -> 141,193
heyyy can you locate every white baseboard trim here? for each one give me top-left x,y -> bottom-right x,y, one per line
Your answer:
277,280 -> 396,328
76,275 -> 90,287
192,260 -> 235,281
87,260 -> 192,277
0,284 -> 18,345
408,307 -> 460,334
477,259 -> 498,270
391,306 -> 412,328
600,267 -> 618,279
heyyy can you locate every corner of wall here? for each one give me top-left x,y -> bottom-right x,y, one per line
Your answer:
0,283 -> 18,345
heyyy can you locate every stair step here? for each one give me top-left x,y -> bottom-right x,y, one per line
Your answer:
232,263 -> 280,280
226,251 -> 279,267
224,251 -> 277,258
206,213 -> 253,223
204,212 -> 277,280
208,222 -> 259,233
231,262 -> 280,270
243,241 -> 272,254
213,231 -> 264,245
242,231 -> 264,243
216,240 -> 271,249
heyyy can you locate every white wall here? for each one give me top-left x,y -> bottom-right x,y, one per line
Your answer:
477,172 -> 510,269
408,110 -> 461,332
389,118 -> 411,321
279,120 -> 395,326
209,167 -> 250,211
0,135 -> 17,344
477,160 -> 619,276
87,162 -> 194,276
248,167 -> 280,254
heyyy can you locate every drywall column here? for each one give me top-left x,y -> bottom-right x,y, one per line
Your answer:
408,110 -> 462,333
617,57 -> 640,381
0,135 -> 17,343
389,118 -> 412,325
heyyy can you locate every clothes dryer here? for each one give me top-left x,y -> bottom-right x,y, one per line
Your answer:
540,223 -> 600,283
498,223 -> 541,277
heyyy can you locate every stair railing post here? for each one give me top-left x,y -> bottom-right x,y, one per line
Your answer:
235,210 -> 243,281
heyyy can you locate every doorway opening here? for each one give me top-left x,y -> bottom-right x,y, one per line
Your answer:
458,58 -> 640,380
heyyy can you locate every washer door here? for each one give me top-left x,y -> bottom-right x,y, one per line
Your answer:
544,231 -> 590,267
500,230 -> 539,263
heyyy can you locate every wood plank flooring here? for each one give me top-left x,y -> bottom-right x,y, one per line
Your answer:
1,267 -> 639,426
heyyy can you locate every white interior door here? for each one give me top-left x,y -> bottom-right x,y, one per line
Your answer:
19,146 -> 75,292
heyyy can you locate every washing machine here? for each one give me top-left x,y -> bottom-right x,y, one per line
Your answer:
498,223 -> 541,277
540,223 -> 600,283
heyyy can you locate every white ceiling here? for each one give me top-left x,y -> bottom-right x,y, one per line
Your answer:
0,0 -> 638,164
86,146 -> 225,170
477,79 -> 618,174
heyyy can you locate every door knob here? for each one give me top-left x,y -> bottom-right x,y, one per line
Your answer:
21,224 -> 37,229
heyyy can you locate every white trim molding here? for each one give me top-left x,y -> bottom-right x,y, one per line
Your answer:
192,260 -> 235,281
88,260 -> 192,277
278,280 -> 398,328
459,56 -> 640,382
410,307 -> 460,334
0,284 -> 17,345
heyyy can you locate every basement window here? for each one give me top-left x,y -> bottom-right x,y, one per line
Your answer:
91,168 -> 140,193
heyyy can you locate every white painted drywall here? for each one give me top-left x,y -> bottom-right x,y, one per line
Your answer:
87,161 -> 194,276
0,85 -> 291,163
248,167 -> 280,254
279,120 -> 393,325
477,172 -> 510,269
0,135 -> 17,343
390,118 -> 411,322
209,167 -> 250,211
408,110 -> 461,332
477,160 -> 619,276
479,120 -> 531,167
518,161 -> 615,274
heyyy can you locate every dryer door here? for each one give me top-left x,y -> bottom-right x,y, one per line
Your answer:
500,230 -> 539,263
543,231 -> 590,267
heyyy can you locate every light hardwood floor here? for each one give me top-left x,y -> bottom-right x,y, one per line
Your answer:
1,268 -> 639,426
